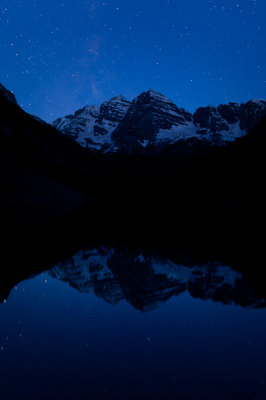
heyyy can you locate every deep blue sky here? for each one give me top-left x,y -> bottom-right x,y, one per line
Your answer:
0,0 -> 265,122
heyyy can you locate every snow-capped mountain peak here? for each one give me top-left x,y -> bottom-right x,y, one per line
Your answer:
53,95 -> 131,149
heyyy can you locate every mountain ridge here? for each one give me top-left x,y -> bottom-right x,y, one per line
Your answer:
53,89 -> 266,155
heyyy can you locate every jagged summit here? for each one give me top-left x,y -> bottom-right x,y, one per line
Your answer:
132,89 -> 177,107
141,88 -> 171,98
53,89 -> 266,156
147,89 -> 160,93
110,94 -> 128,101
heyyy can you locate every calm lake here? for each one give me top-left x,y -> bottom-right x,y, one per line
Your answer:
1,246 -> 266,400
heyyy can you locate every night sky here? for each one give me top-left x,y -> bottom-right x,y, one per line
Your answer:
0,0 -> 265,122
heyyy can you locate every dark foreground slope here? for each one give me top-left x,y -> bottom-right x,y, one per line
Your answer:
0,85 -> 91,192
0,84 -> 95,230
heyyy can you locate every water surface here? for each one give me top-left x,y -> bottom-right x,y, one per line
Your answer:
1,247 -> 266,400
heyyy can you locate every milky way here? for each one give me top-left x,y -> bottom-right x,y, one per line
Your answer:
0,0 -> 265,121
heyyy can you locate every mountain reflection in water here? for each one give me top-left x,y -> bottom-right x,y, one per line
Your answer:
1,245 -> 266,400
49,247 -> 266,311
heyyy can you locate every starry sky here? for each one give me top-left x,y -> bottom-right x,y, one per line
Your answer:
0,0 -> 265,122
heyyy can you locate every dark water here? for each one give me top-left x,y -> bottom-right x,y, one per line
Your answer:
1,247 -> 266,400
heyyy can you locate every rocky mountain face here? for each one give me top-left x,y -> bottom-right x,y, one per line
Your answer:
53,95 -> 131,150
53,90 -> 266,156
49,247 -> 266,311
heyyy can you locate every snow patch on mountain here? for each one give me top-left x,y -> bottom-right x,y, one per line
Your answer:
156,122 -> 197,144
